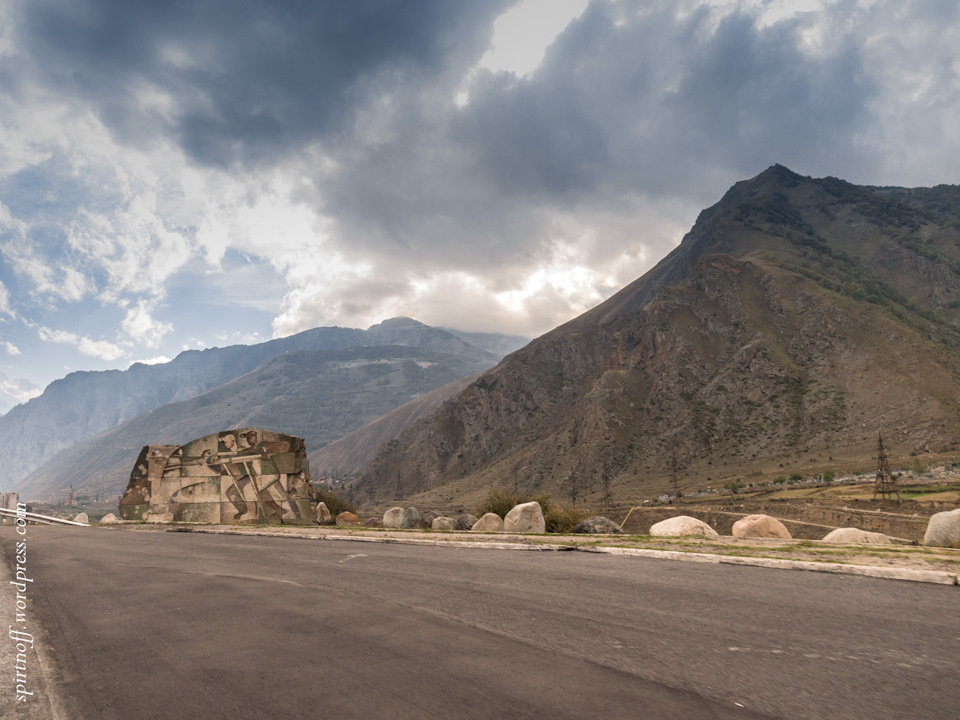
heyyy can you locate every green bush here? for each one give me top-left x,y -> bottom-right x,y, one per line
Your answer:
475,488 -> 587,533
314,488 -> 357,517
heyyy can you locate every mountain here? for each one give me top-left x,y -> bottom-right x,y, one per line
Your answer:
307,373 -> 480,479
358,165 -> 960,504
16,341 -> 494,501
4,317 -> 507,496
0,372 -> 40,416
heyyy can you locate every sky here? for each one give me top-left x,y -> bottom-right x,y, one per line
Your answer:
0,0 -> 959,401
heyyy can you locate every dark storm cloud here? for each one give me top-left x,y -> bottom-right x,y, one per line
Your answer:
15,0 -> 513,167
453,2 -> 876,204
314,0 -> 879,278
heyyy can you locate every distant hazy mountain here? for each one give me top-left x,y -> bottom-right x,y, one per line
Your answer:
3,318 -> 509,495
440,329 -> 530,358
359,166 -> 960,504
0,372 -> 40,416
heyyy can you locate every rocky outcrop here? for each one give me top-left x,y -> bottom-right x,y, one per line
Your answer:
649,516 -> 719,539
383,507 -> 405,528
315,502 -> 332,525
431,517 -> 456,530
922,508 -> 960,548
821,527 -> 891,544
731,514 -> 791,539
574,517 -> 623,534
503,502 -> 545,533
471,513 -> 504,532
336,511 -> 361,527
400,507 -> 422,529
454,513 -> 479,530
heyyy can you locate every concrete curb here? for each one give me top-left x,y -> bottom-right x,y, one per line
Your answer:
167,526 -> 959,586
579,545 -> 959,585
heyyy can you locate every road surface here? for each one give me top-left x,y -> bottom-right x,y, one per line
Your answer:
1,526 -> 956,719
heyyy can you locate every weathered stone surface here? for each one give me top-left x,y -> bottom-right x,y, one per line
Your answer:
822,527 -> 891,544
922,508 -> 960,548
503,502 -> 546,533
363,517 -> 383,528
118,429 -> 313,525
649,515 -> 720,539
431,517 -> 455,530
454,513 -> 479,531
98,513 -> 121,524
382,507 -> 405,528
421,510 -> 439,529
336,511 -> 361,526
315,501 -> 332,525
400,507 -> 422,529
732,514 -> 792,539
73,512 -> 89,524
574,516 -> 623,534
471,512 -> 504,532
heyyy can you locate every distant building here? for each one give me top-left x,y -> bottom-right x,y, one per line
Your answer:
0,492 -> 19,510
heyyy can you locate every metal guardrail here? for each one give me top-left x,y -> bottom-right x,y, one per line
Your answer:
0,507 -> 90,526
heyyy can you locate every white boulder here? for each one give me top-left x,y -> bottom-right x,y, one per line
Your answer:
471,512 -> 504,532
649,515 -> 719,539
822,527 -> 892,544
732,514 -> 792,539
382,507 -> 405,529
922,508 -> 960,548
431,517 -> 456,530
503,502 -> 546,533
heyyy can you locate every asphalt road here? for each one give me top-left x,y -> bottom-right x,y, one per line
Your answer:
1,527 -> 957,720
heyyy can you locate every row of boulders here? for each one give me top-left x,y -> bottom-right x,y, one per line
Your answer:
647,509 -> 960,548
646,514 -> 897,543
319,501 -> 960,546
382,502 -> 549,533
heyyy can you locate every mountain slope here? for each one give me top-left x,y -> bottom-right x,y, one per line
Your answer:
358,166 -> 960,504
17,343 -> 492,501
1,317 -> 500,492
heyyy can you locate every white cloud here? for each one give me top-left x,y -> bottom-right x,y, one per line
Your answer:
38,326 -> 126,362
129,355 -> 172,367
479,0 -> 590,77
120,300 -> 173,348
2,341 -> 20,356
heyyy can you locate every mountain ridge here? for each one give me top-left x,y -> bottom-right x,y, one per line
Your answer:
357,166 -> 960,505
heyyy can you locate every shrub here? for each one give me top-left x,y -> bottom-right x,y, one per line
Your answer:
475,488 -> 587,533
315,488 -> 357,517
475,488 -> 527,519
822,470 -> 836,483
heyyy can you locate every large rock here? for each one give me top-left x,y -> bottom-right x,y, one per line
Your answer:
822,527 -> 891,544
421,510 -> 439,529
335,511 -> 361,527
98,513 -> 121,524
922,508 -> 960,548
315,502 -> 332,525
503,502 -> 546,533
454,513 -> 479,531
400,507 -> 422,529
731,514 -> 792,539
471,512 -> 504,532
363,517 -> 383,528
73,512 -> 89,524
431,517 -> 455,530
649,516 -> 719,539
382,507 -> 405,528
574,516 -> 623,534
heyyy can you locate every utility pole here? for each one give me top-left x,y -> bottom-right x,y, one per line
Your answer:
873,431 -> 901,503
